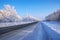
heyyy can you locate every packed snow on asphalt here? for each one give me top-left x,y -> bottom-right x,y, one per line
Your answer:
0,21 -> 60,40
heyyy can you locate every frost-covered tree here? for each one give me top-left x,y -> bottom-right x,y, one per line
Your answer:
45,9 -> 60,21
0,4 -> 22,22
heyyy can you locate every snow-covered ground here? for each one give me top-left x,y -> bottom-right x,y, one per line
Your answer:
0,21 -> 37,27
42,21 -> 60,40
0,21 -> 60,40
43,22 -> 60,34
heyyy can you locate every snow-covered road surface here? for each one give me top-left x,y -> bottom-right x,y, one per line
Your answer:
0,22 -> 39,40
0,21 -> 60,40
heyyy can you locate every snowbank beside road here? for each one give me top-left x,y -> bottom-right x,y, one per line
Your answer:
42,22 -> 60,40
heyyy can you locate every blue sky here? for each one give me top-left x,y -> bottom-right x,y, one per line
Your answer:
0,0 -> 60,19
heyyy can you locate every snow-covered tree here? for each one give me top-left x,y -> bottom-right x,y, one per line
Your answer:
0,4 -> 22,22
45,9 -> 60,21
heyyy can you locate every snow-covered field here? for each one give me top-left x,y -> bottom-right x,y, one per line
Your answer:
0,21 -> 60,40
